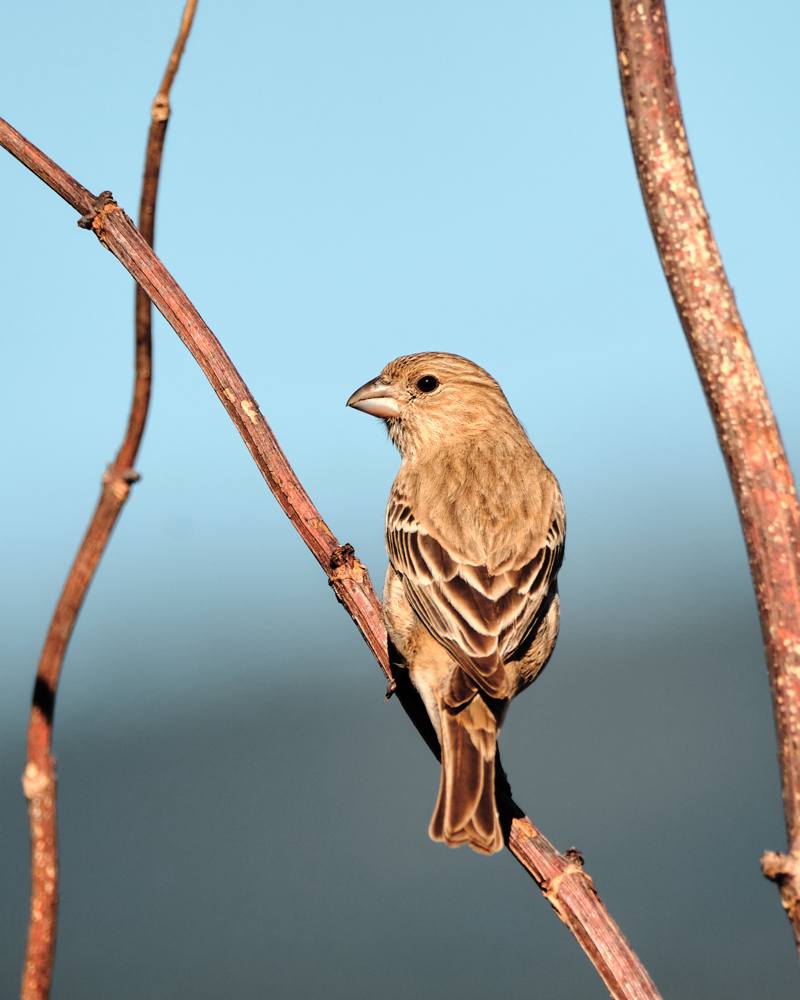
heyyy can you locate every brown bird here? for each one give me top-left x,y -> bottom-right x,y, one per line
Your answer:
347,353 -> 565,855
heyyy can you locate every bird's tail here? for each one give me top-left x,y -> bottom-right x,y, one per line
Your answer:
429,695 -> 503,855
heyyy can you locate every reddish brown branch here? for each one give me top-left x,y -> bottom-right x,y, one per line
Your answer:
0,119 -> 661,999
18,5 -> 198,998
611,0 -> 800,951
130,0 -> 200,468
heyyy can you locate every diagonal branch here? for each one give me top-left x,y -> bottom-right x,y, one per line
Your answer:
611,0 -> 800,952
0,116 -> 662,1000
19,5 -> 198,998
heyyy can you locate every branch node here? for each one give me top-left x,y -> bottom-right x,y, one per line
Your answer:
543,848 -> 596,911
77,190 -> 115,230
329,543 -> 366,585
22,763 -> 52,801
329,544 -> 395,698
565,846 -> 586,867
102,466 -> 140,502
761,850 -> 800,918
77,190 -> 126,248
151,94 -> 170,123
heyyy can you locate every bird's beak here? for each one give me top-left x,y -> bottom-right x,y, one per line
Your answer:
346,377 -> 401,419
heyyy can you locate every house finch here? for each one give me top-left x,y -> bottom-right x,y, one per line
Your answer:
347,353 -> 565,855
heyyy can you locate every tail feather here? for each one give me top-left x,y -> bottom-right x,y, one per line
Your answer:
429,696 -> 503,855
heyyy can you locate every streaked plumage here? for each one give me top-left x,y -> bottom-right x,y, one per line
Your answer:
348,353 -> 564,854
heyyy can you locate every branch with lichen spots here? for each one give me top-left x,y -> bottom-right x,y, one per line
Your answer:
612,0 -> 800,954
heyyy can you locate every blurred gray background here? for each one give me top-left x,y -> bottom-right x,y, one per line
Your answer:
1,1 -> 799,996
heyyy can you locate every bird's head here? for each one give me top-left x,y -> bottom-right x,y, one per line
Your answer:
346,352 -> 518,457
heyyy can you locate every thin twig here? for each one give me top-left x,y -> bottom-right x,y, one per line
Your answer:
0,118 -> 662,1000
611,0 -> 800,951
18,5 -> 198,998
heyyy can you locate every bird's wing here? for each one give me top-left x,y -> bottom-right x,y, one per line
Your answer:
386,490 -> 564,701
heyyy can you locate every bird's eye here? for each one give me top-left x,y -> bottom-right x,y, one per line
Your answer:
416,375 -> 439,393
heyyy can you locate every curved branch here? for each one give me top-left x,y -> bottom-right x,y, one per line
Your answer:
611,0 -> 800,950
19,5 -> 198,998
0,117 -> 662,1000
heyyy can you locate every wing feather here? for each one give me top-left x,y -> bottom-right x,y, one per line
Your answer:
386,488 -> 565,701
